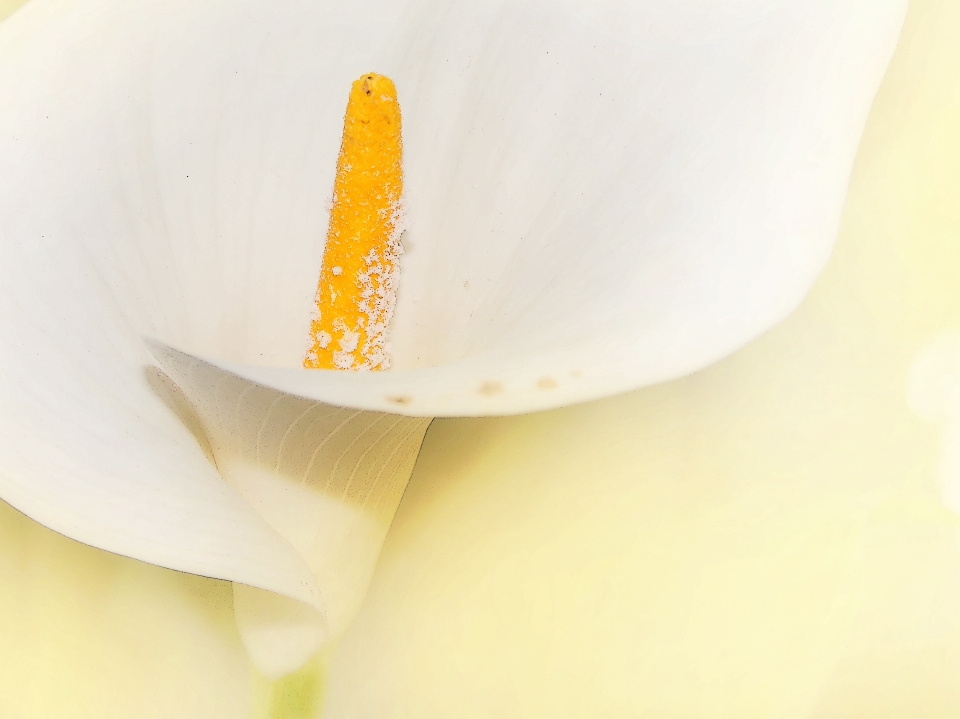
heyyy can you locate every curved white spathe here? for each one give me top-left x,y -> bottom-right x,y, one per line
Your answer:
149,343 -> 430,676
143,0 -> 907,418
0,0 -> 905,675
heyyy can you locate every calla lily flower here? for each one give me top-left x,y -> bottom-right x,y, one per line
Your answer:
0,0 -> 906,692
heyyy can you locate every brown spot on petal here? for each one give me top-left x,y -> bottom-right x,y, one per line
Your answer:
537,377 -> 558,390
387,395 -> 412,405
478,381 -> 504,397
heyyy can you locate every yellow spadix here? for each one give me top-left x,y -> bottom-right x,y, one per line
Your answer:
304,73 -> 404,371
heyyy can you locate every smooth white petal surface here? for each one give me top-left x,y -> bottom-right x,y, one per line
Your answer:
152,0 -> 907,417
0,0 -> 904,674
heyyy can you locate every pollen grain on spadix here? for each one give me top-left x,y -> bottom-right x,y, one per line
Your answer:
304,73 -> 404,371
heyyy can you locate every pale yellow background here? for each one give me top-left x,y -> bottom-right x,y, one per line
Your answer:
0,0 -> 26,24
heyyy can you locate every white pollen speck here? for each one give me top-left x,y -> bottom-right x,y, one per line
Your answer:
332,266 -> 343,276
333,351 -> 354,369
316,330 -> 332,349
338,329 -> 360,354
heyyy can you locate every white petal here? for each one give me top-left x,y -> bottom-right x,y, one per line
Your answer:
1,0 -> 907,412
0,0 -> 904,674
152,0 -> 904,416
232,583 -> 328,680
150,344 -> 430,676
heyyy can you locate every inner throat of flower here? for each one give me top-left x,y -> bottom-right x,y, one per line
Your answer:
304,73 -> 404,371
